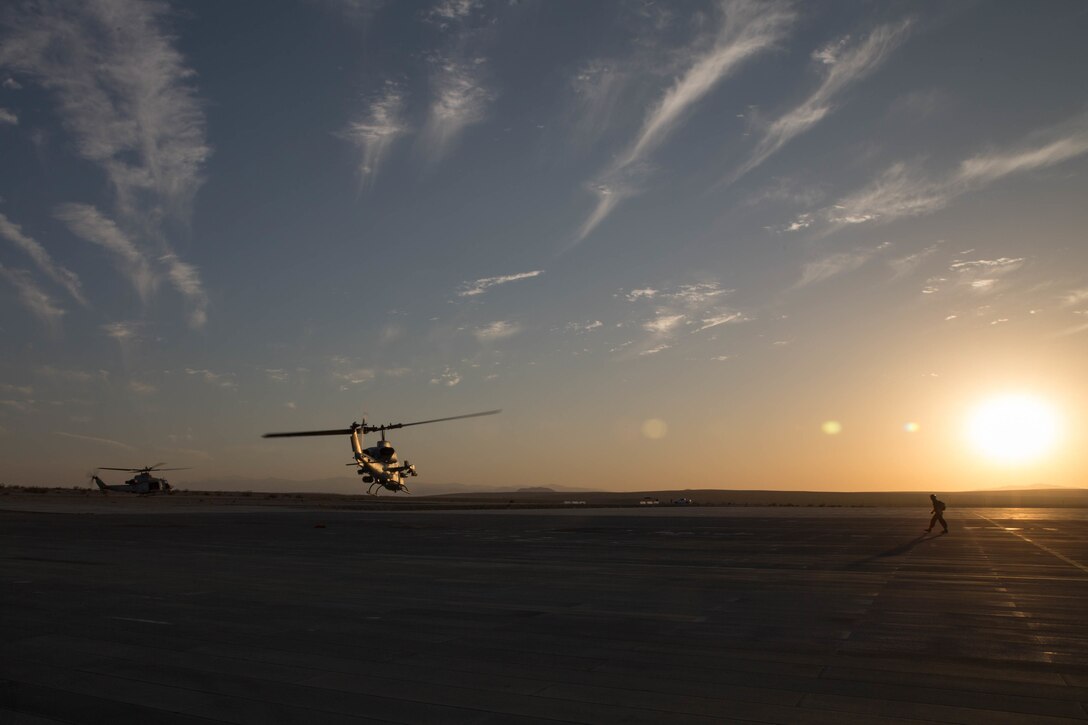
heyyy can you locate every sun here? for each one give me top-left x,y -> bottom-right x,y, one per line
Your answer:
966,394 -> 1061,464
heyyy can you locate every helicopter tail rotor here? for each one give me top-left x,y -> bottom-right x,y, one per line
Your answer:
88,471 -> 107,492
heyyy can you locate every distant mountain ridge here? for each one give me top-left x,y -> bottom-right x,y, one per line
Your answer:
178,477 -> 592,496
103,477 -> 1088,507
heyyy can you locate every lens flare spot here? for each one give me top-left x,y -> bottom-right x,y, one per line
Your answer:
904,422 -> 920,433
821,420 -> 842,435
641,418 -> 668,439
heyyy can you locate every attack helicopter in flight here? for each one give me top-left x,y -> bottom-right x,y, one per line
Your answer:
91,464 -> 187,494
263,409 -> 500,495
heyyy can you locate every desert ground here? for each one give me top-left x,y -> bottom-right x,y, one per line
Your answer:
1,493 -> 1087,723
2,484 -> 1087,512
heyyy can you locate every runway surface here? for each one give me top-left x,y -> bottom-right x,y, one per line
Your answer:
1,505 -> 1087,723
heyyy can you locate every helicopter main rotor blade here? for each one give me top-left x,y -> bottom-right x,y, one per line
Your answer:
263,428 -> 355,438
100,464 -> 190,472
366,409 -> 501,433
147,462 -> 167,470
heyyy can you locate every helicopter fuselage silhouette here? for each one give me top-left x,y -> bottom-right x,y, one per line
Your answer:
351,424 -> 418,494
91,464 -> 185,494
263,410 -> 500,495
93,471 -> 171,494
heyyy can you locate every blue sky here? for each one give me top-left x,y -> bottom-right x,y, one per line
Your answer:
2,1 -> 1087,492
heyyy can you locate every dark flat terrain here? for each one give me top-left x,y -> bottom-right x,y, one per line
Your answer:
1,504 -> 1086,724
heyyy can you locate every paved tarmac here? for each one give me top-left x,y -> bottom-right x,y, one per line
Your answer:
1,505 -> 1086,724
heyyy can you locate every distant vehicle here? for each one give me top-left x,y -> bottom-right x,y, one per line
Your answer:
640,497 -> 660,505
91,464 -> 187,494
671,497 -> 694,505
263,409 -> 500,495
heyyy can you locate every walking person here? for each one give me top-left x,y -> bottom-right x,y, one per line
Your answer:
926,494 -> 948,534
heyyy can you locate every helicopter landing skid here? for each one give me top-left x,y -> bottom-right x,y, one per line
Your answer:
366,481 -> 409,496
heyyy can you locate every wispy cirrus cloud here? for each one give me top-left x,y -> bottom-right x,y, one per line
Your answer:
621,2 -> 794,168
55,203 -> 156,302
888,242 -> 941,279
428,0 -> 481,24
421,55 -> 494,160
1,398 -> 35,413
1053,321 -> 1088,338
329,357 -> 411,389
826,163 -> 943,225
639,344 -> 672,357
161,253 -> 207,329
457,270 -> 543,297
341,81 -> 408,186
569,60 -> 635,148
34,365 -> 104,383
566,320 -> 603,333
1061,288 -> 1088,308
927,256 -> 1026,295
624,288 -> 659,301
128,381 -> 156,395
781,213 -> 814,232
0,263 -> 64,329
0,1 -> 210,218
566,4 -> 696,148
430,367 -> 462,386
416,1 -> 496,160
184,368 -> 237,390
948,257 -> 1025,274
795,247 -> 884,288
341,2 -> 494,175
0,0 -> 211,326
0,211 -> 86,305
575,0 -> 795,243
474,320 -> 520,341
576,173 -> 646,243
643,313 -> 685,335
102,321 -> 140,341
734,19 -> 912,180
0,383 -> 33,396
330,358 -> 367,387
0,107 -> 16,125
956,133 -> 1088,184
617,280 -> 743,356
698,311 -> 744,331
56,431 -> 134,451
333,367 -> 375,386
825,114 -> 1088,228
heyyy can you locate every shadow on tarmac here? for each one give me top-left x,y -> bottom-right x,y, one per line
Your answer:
845,531 -> 946,569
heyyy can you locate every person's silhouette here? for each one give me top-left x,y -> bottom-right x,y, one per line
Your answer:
926,494 -> 948,534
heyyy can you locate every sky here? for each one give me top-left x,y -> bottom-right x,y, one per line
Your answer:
1,0 -> 1087,493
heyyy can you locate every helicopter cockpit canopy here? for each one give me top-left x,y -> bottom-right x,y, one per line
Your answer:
365,444 -> 397,461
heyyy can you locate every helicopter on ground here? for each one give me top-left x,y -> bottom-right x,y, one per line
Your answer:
263,409 -> 500,495
91,464 -> 187,494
